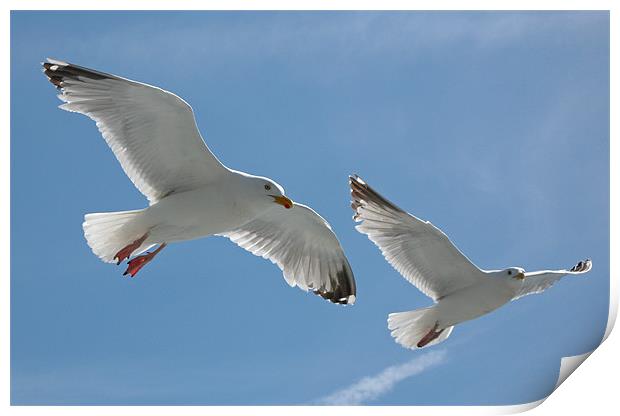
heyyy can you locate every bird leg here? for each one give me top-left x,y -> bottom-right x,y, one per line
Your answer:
123,243 -> 167,277
417,323 -> 444,348
114,233 -> 148,265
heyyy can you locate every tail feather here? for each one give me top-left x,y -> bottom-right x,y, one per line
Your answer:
388,307 -> 453,349
83,209 -> 152,263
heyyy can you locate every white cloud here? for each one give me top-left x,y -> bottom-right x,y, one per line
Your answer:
316,349 -> 447,405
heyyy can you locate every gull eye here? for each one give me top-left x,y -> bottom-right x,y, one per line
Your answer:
264,184 -> 271,191
508,270 -> 512,275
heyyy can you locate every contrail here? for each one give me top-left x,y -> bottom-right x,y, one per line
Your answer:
316,349 -> 447,405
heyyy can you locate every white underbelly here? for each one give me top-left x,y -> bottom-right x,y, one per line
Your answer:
140,187 -> 256,243
435,280 -> 516,327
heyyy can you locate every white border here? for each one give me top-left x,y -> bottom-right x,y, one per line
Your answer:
3,1 -> 616,415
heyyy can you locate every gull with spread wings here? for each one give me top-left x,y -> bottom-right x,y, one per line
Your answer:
350,175 -> 591,348
41,58 -> 356,305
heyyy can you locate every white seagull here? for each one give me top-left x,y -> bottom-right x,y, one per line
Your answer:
41,58 -> 356,305
349,175 -> 592,348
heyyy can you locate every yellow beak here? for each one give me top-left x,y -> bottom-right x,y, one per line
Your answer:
516,272 -> 526,280
272,195 -> 293,209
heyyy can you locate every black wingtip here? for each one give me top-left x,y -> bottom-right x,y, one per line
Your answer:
569,259 -> 593,273
349,174 -> 364,184
41,58 -> 112,89
349,174 -> 403,216
313,291 -> 356,305
312,263 -> 357,305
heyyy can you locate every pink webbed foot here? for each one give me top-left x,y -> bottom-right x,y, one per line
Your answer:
114,234 -> 148,265
122,243 -> 167,277
123,254 -> 154,277
417,323 -> 444,348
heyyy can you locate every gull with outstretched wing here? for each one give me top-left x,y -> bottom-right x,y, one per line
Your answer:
41,58 -> 356,305
350,175 -> 591,348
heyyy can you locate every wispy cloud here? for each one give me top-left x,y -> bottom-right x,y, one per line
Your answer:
315,349 -> 447,405
16,12 -> 605,77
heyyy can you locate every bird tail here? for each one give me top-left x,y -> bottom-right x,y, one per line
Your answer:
82,209 -> 152,263
388,306 -> 454,349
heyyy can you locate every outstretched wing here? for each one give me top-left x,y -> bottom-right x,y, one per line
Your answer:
219,203 -> 356,305
513,259 -> 592,300
350,175 -> 486,301
42,58 -> 228,204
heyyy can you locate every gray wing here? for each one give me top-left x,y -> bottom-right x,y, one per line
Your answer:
350,175 -> 486,301
42,58 -> 228,204
513,259 -> 592,300
219,203 -> 356,305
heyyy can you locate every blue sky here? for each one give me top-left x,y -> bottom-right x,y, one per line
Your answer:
11,11 -> 609,405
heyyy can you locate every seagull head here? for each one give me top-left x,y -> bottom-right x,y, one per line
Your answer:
505,267 -> 526,280
244,175 -> 293,209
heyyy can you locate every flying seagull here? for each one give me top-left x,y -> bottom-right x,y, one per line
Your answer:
349,175 -> 591,348
41,58 -> 356,305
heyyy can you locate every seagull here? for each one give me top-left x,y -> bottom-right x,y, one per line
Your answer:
349,175 -> 592,348
41,58 -> 356,305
